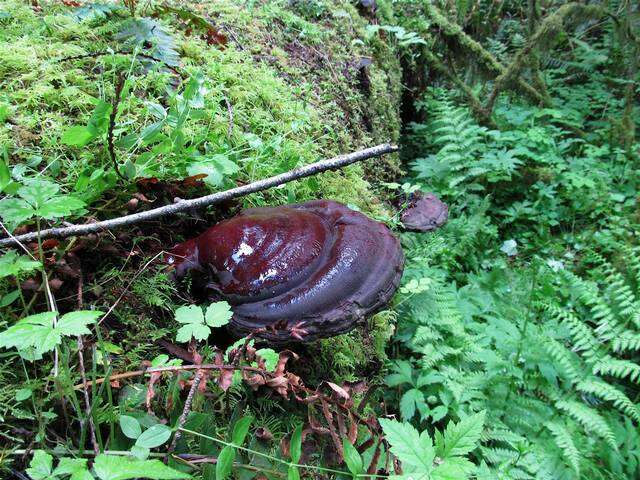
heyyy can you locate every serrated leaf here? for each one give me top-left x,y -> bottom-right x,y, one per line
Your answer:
379,418 -> 434,473
204,301 -> 233,328
216,446 -> 235,480
176,323 -> 210,343
36,196 -> 85,219
57,310 -> 102,336
0,197 -> 34,225
0,250 -> 41,278
439,411 -> 485,459
26,450 -> 53,480
53,457 -> 90,479
400,388 -> 424,421
175,305 -> 204,324
256,348 -> 278,371
93,455 -> 190,480
120,415 -> 142,440
116,18 -> 180,67
0,312 -> 56,351
17,180 -> 59,206
135,424 -> 172,448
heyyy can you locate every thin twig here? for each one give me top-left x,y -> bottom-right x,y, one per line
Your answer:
0,143 -> 398,247
168,368 -> 204,453
77,336 -> 100,456
76,273 -> 99,456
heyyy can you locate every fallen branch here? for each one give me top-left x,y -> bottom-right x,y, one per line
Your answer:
423,3 -> 550,106
483,3 -> 604,115
0,143 -> 397,247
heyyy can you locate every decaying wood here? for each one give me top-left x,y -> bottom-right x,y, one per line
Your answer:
0,143 -> 398,247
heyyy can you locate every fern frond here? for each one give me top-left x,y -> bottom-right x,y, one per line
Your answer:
577,379 -> 640,422
611,332 -> 640,353
593,357 -> 640,384
543,339 -> 583,384
555,399 -> 618,451
545,421 -> 581,475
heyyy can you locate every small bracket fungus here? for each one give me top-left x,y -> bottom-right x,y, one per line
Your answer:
400,191 -> 448,232
167,200 -> 404,343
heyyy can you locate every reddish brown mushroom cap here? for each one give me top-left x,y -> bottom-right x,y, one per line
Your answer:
401,192 -> 448,232
168,200 -> 404,343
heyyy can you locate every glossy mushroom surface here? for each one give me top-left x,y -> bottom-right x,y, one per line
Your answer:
167,200 -> 404,343
400,191 -> 448,232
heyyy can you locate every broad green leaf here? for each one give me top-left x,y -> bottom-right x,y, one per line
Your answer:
231,415 -> 253,446
35,328 -> 62,355
120,415 -> 142,440
0,250 -> 41,278
186,161 -> 223,187
18,180 -> 59,206
26,450 -> 53,480
15,387 -> 32,401
176,323 -> 210,343
57,310 -> 102,336
0,289 -> 20,307
206,154 -> 239,174
36,196 -> 85,219
93,455 -> 190,480
215,446 -> 235,480
61,125 -> 95,147
290,424 -> 303,463
342,437 -> 363,476
0,312 -> 56,351
204,301 -> 233,328
287,466 -> 300,480
0,156 -> 10,191
439,411 -> 485,459
53,457 -> 91,480
130,445 -> 150,460
87,100 -> 112,135
432,457 -> 476,480
175,305 -> 204,324
0,197 -> 34,225
135,423 -> 172,448
379,418 -> 434,473
256,348 -> 278,371
400,388 -> 424,421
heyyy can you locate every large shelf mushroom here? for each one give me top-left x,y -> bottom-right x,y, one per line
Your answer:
167,200 -> 404,343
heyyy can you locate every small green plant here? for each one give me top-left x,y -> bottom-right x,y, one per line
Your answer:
26,449 -> 190,480
380,411 -> 485,479
0,310 -> 101,358
0,178 -> 85,231
174,301 -> 232,343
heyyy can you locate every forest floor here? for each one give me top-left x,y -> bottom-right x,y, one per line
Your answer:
1,1 -> 640,480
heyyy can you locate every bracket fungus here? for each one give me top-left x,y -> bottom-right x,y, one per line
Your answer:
167,200 -> 404,343
400,191 -> 448,232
